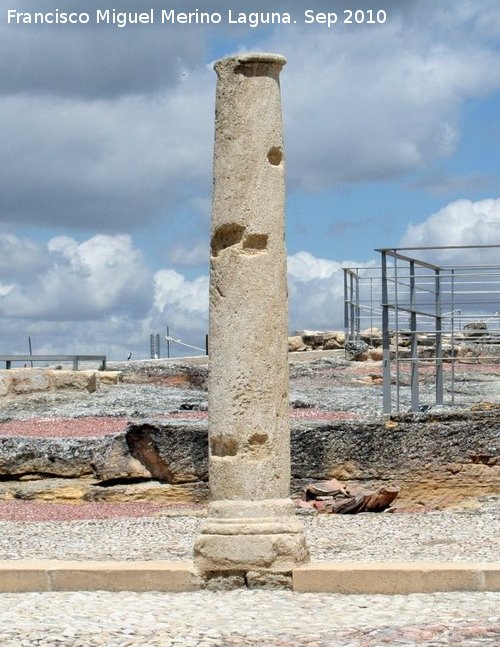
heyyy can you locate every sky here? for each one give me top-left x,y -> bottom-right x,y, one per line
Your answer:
1,0 -> 500,359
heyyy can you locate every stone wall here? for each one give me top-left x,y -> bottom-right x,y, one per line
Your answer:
290,326 -> 500,363
0,369 -> 121,397
289,329 -> 383,361
1,411 -> 498,509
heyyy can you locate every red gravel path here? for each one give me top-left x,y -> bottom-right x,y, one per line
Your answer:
0,416 -> 127,438
0,410 -> 359,437
0,500 -> 206,521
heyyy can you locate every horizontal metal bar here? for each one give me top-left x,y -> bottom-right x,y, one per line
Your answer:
376,244 -> 500,252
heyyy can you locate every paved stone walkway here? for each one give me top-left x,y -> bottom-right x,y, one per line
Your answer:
0,590 -> 498,646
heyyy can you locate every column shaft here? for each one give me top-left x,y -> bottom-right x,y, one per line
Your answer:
194,53 -> 309,580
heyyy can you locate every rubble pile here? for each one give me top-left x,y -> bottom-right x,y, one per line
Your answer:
297,478 -> 399,514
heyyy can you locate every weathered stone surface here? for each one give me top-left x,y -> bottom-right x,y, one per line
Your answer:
0,423 -> 208,483
91,433 -> 152,482
98,371 -> 123,385
368,347 -> 383,361
126,422 -> 208,483
0,477 -> 208,504
0,373 -> 11,396
291,413 -> 499,481
196,51 -> 309,576
195,532 -> 309,573
360,327 -> 382,346
86,480 -> 208,504
303,481 -> 399,514
11,369 -> 50,394
301,331 -> 339,349
207,52 -> 291,502
345,340 -> 369,361
0,413 -> 497,508
0,369 -> 105,397
117,361 -> 207,389
323,337 -> 343,350
291,412 -> 499,507
49,370 -> 98,393
0,436 -> 99,479
0,477 -> 99,502
288,336 -> 307,352
464,321 -> 488,337
245,570 -> 293,589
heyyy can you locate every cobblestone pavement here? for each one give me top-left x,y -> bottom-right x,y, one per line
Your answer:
1,501 -> 499,646
0,463 -> 498,647
0,590 -> 498,646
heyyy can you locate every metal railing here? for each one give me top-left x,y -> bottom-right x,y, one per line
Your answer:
344,245 -> 500,416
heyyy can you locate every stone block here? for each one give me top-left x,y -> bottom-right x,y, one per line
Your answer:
49,370 -> 99,393
0,562 -> 50,592
288,335 -> 307,352
293,562 -> 487,594
98,371 -> 123,385
482,563 -> 500,591
11,369 -> 50,394
91,433 -> 152,481
0,372 -> 12,396
195,532 -> 309,573
49,561 -> 200,592
368,347 -> 383,361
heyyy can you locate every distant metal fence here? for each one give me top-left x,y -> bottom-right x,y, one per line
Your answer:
344,245 -> 500,416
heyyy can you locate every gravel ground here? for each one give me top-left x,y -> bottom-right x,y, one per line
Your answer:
0,498 -> 498,562
0,409 -> 358,437
1,499 -> 498,646
2,356 -> 499,424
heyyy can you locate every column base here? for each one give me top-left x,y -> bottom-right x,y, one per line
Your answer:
193,499 -> 310,574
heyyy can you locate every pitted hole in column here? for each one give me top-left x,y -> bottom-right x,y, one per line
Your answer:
234,63 -> 270,78
248,432 -> 268,447
267,147 -> 283,166
242,234 -> 268,252
211,435 -> 239,457
211,223 -> 245,257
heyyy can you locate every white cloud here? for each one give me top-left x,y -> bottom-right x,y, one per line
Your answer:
287,251 -> 342,281
0,232 -> 212,356
0,233 -> 151,320
0,282 -> 14,297
261,2 -> 500,190
0,234 -> 47,276
168,241 -> 209,267
0,230 -> 378,355
400,198 -> 500,263
287,251 -> 376,331
153,269 -> 209,316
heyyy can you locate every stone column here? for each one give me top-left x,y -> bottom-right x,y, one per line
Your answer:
194,53 -> 309,585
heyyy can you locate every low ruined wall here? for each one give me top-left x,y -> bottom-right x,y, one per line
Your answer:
0,411 -> 498,508
0,369 -> 121,397
289,327 -> 500,363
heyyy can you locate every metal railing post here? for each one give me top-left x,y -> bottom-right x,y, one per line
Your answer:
435,268 -> 443,405
343,269 -> 349,343
355,271 -> 360,341
381,251 -> 391,416
409,260 -> 419,412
